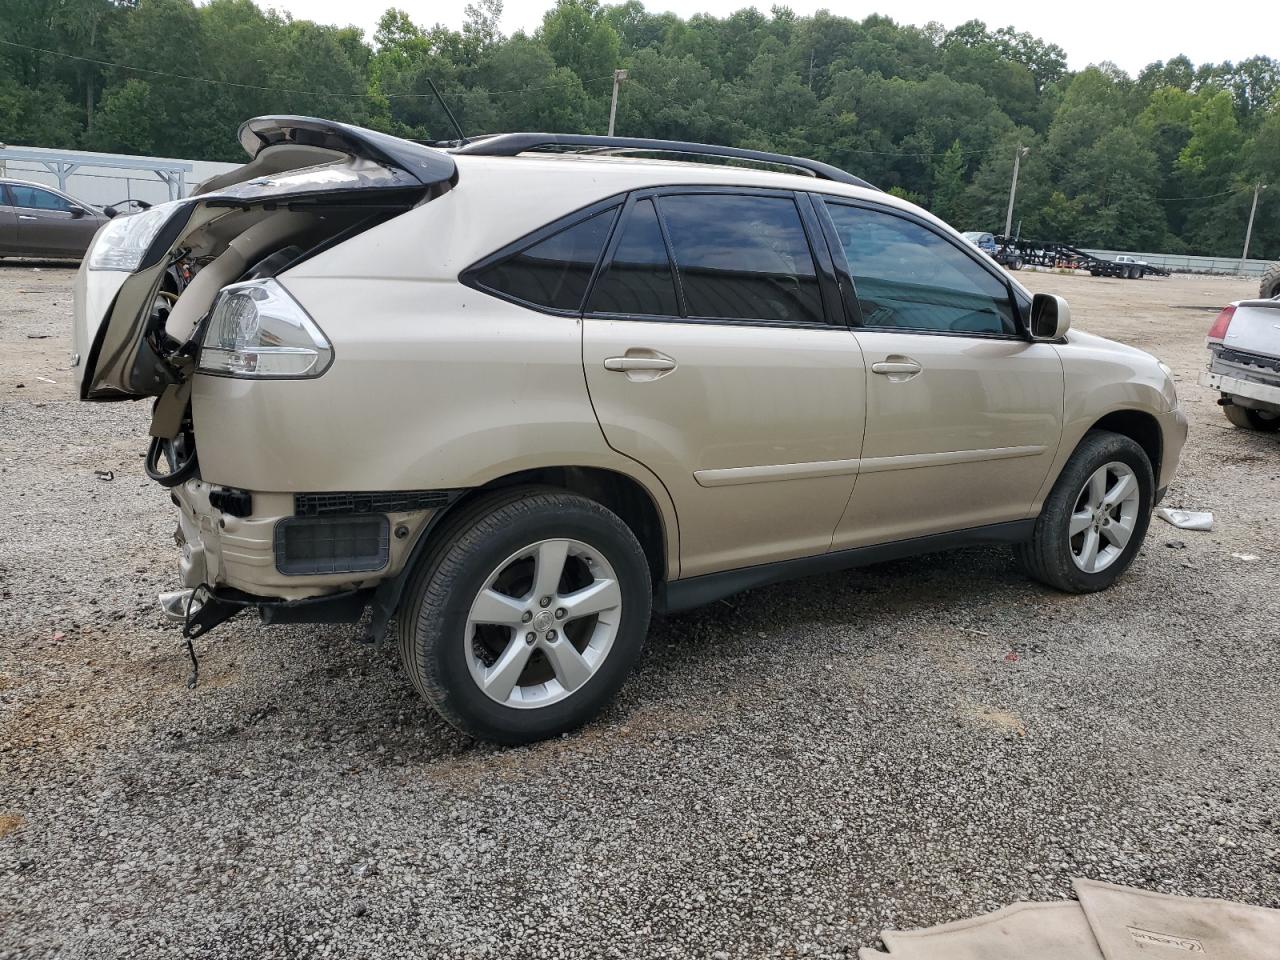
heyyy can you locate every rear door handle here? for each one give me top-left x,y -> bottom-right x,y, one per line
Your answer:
17,215 -> 37,221
604,356 -> 676,372
871,359 -> 922,376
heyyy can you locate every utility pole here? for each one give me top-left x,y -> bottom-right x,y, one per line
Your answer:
1004,144 -> 1029,238
607,69 -> 628,137
1240,182 -> 1266,273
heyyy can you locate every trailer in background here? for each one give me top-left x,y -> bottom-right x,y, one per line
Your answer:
994,236 -> 1171,279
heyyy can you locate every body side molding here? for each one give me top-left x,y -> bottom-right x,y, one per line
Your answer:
693,457 -> 863,487
691,446 -> 1047,487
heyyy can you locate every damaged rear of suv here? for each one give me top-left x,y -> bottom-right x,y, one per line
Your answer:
78,116 -> 1186,744
75,117 -> 457,627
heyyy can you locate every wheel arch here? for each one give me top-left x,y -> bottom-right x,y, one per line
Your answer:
465,466 -> 672,587
367,464 -> 676,644
1030,405 -> 1168,518
1086,409 -> 1163,487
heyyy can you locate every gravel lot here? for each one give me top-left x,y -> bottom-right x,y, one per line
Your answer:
1,262 -> 1277,959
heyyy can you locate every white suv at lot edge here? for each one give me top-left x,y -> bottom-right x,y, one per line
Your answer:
74,117 -> 1188,743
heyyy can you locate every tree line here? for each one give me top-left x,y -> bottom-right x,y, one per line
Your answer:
2,0 -> 1278,258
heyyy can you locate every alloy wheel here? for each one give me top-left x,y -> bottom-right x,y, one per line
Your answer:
465,538 -> 622,708
1069,461 -> 1141,573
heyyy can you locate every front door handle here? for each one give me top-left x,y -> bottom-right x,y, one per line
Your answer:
871,357 -> 923,380
17,215 -> 37,221
604,356 -> 676,372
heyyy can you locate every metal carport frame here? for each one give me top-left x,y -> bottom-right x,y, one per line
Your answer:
0,146 -> 192,200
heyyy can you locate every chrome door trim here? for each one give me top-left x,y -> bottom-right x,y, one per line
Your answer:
859,444 -> 1047,475
693,457 -> 862,487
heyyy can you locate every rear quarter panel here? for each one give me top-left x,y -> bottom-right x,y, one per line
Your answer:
189,274 -> 682,578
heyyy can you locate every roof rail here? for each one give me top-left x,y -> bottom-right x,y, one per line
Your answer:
451,133 -> 877,190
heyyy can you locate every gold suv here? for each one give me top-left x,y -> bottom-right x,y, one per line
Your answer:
74,117 -> 1188,742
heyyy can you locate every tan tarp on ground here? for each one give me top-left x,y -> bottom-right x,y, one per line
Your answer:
859,879 -> 1280,959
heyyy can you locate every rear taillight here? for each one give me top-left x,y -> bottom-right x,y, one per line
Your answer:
1207,306 -> 1235,341
198,278 -> 332,379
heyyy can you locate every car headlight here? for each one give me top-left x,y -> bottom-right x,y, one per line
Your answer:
197,279 -> 333,379
87,201 -> 184,272
1157,361 -> 1179,406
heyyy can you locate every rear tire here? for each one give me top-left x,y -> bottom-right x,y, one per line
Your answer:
1019,430 -> 1154,593
1260,262 -> 1280,300
1223,403 -> 1280,432
397,489 -> 652,744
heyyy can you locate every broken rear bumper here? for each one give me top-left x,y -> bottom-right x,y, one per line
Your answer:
1200,368 -> 1280,410
164,584 -> 372,641
170,478 -> 437,601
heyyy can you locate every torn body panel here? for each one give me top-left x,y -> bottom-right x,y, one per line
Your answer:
74,118 -> 454,402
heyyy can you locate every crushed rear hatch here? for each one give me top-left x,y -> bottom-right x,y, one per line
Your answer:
75,116 -> 455,401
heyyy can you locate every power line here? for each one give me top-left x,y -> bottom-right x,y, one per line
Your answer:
1152,187 -> 1243,201
0,38 -> 615,99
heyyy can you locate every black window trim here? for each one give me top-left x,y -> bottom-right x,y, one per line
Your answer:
585,184 -> 839,331
814,194 -> 1032,342
804,191 -> 863,329
458,195 -> 624,317
586,191 -> 685,320
461,185 -> 848,331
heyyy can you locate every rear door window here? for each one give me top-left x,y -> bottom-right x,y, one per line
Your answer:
658,193 -> 824,325
824,202 -> 1017,336
473,206 -> 617,312
8,185 -> 73,212
586,199 -> 679,317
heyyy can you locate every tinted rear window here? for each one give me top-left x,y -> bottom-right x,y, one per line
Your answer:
475,207 -> 617,311
586,199 -> 679,317
659,194 -> 823,325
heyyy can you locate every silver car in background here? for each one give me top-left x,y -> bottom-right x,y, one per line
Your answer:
1203,297 -> 1280,431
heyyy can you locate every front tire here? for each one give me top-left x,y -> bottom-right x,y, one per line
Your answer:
398,490 -> 652,744
1019,430 -> 1154,593
1223,403 -> 1280,432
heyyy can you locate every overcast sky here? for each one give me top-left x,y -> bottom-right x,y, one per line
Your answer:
266,0 -> 1277,75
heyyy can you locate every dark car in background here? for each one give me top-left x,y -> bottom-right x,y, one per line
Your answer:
0,179 -> 110,260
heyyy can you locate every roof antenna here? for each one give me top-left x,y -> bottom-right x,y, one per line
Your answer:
426,78 -> 468,144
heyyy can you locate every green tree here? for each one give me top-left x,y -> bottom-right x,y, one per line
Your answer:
930,140 -> 968,223
0,0 -> 1273,257
540,0 -> 620,82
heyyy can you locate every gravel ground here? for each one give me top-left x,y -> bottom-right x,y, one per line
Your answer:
1,262 -> 1277,959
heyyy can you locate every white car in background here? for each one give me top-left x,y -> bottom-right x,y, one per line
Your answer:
1202,297 -> 1280,431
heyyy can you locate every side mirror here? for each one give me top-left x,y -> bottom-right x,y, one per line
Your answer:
103,205 -> 118,219
68,205 -> 86,219
1031,293 -> 1071,340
